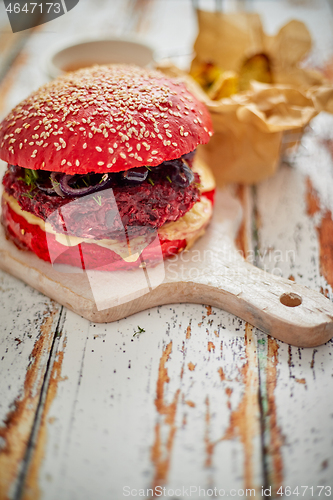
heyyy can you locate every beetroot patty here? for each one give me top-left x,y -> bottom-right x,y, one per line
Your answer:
3,164 -> 200,240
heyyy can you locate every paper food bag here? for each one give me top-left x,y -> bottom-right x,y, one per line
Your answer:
158,12 -> 333,184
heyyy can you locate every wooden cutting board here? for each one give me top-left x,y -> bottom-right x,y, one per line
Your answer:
1,189 -> 333,347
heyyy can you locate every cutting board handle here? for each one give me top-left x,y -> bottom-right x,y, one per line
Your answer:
164,258 -> 333,348
88,256 -> 333,347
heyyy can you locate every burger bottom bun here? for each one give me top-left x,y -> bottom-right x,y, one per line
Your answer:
1,192 -> 214,272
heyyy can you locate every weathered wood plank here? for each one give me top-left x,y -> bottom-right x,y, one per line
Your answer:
21,307 -> 263,499
0,2 -> 32,83
255,112 -> 333,496
250,2 -> 333,492
140,0 -> 197,68
0,275 -> 62,500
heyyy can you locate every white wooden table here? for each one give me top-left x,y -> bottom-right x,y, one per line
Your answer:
0,1 -> 333,499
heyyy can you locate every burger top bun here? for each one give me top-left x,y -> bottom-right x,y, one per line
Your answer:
0,65 -> 213,175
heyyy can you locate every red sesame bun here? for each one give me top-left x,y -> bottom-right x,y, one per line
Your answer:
0,65 -> 213,175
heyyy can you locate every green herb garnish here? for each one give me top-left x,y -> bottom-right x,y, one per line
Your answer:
133,326 -> 145,337
80,174 -> 94,187
21,185 -> 36,199
166,175 -> 172,183
145,166 -> 151,171
21,192 -> 34,199
93,195 -> 102,206
19,168 -> 39,188
147,177 -> 154,186
50,176 -> 60,187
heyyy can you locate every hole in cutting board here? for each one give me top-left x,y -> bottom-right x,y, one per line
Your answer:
280,292 -> 302,307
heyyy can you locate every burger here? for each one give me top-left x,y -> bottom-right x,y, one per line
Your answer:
0,65 -> 215,272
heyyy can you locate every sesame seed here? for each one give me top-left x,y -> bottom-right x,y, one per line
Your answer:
76,160 -> 80,166
97,161 -> 104,166
61,159 -> 66,165
83,143 -> 87,149
96,146 -> 102,152
120,152 -> 126,159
